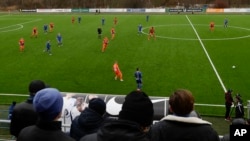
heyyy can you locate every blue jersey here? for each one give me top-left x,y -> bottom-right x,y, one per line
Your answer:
44,25 -> 48,32
138,24 -> 142,32
78,17 -> 81,23
224,19 -> 228,24
101,18 -> 105,25
46,41 -> 51,49
57,35 -> 62,42
135,71 -> 142,81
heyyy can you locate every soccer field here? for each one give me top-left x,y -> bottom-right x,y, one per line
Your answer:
1,13 -> 250,114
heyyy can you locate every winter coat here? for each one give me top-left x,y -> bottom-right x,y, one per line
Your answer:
10,97 -> 38,137
149,115 -> 220,141
80,119 -> 150,141
70,108 -> 105,141
17,120 -> 74,141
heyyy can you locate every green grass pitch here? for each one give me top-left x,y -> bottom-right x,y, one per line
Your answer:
0,13 -> 250,116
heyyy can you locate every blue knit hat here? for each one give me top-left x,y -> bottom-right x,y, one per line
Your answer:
34,88 -> 63,121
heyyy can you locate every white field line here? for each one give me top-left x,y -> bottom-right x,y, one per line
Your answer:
186,15 -> 227,93
0,93 -> 230,107
0,19 -> 42,33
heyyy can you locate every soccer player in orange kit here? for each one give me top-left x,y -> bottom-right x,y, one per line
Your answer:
113,61 -> 123,81
102,37 -> 109,52
111,27 -> 115,40
210,21 -> 215,32
148,26 -> 156,40
19,38 -> 25,52
114,17 -> 117,25
72,16 -> 75,24
31,27 -> 38,38
49,22 -> 54,32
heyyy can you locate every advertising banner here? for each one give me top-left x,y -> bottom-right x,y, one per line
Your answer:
60,93 -> 168,132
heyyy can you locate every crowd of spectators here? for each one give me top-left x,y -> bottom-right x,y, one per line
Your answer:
7,80 -> 250,141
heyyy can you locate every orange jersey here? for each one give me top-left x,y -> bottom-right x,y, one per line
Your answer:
111,28 -> 115,34
210,22 -> 214,28
113,63 -> 121,73
19,38 -> 24,46
50,23 -> 54,28
103,37 -> 109,45
114,17 -> 117,24
33,27 -> 37,33
149,27 -> 155,34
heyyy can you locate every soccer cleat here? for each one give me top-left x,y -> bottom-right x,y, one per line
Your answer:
120,79 -> 123,81
114,77 -> 117,80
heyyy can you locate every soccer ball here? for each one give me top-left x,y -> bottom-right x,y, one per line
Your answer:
232,65 -> 236,69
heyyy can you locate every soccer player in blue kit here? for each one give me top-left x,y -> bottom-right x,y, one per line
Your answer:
43,24 -> 48,33
57,33 -> 63,47
138,24 -> 143,35
224,18 -> 228,28
135,68 -> 142,90
44,40 -> 52,55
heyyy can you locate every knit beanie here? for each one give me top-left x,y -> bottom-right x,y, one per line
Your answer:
88,98 -> 106,115
29,80 -> 46,95
33,88 -> 63,121
119,90 -> 154,127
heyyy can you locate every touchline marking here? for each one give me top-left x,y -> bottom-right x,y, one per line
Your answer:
186,15 -> 227,93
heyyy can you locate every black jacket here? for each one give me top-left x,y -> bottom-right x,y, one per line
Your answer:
17,120 -> 74,141
70,108 -> 105,141
10,97 -> 38,137
80,119 -> 150,141
149,115 -> 220,141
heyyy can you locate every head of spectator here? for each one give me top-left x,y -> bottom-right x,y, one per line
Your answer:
169,89 -> 194,117
119,90 -> 154,132
88,98 -> 106,116
29,80 -> 46,96
33,88 -> 63,121
75,97 -> 85,112
235,93 -> 243,103
232,118 -> 246,125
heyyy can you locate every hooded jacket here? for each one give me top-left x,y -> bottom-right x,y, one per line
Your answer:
80,119 -> 150,141
70,108 -> 105,141
149,115 -> 220,141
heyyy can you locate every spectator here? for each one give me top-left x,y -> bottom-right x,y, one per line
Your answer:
221,118 -> 246,141
80,90 -> 154,141
225,89 -> 234,121
17,88 -> 74,141
70,97 -> 106,141
70,97 -> 86,121
149,89 -> 220,141
10,80 -> 46,138
8,101 -> 16,120
235,94 -> 244,118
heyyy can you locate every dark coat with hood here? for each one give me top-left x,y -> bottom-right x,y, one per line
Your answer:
149,115 -> 220,141
10,96 -> 39,137
80,119 -> 150,141
70,107 -> 105,141
17,120 -> 74,141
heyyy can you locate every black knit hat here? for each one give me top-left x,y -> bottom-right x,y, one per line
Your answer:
88,98 -> 106,115
119,90 -> 154,127
29,80 -> 46,95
